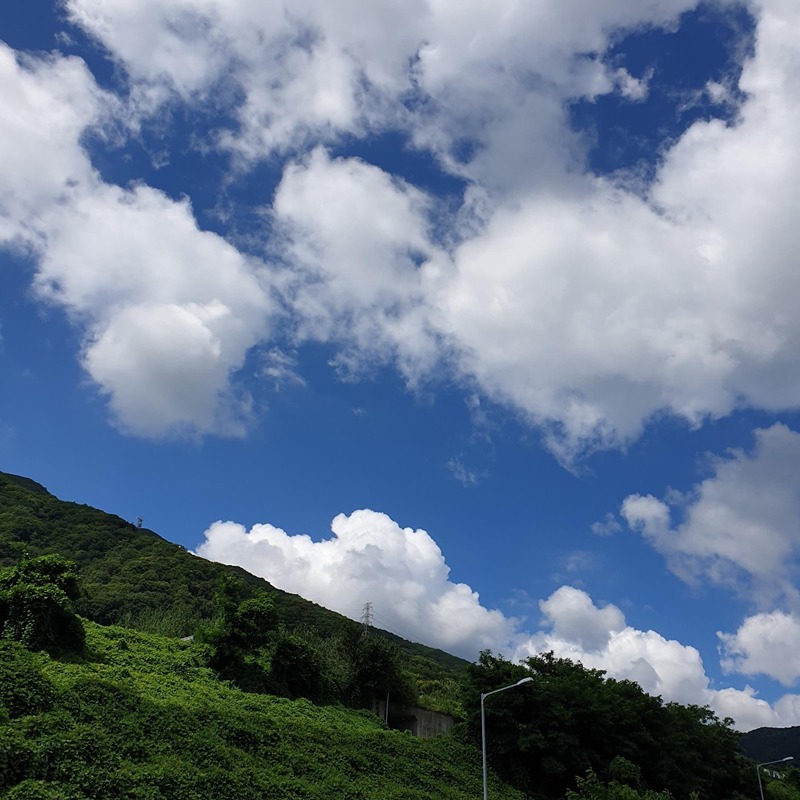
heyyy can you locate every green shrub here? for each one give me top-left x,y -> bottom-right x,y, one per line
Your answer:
270,634 -> 331,703
0,640 -> 55,718
4,779 -> 87,799
0,556 -> 85,655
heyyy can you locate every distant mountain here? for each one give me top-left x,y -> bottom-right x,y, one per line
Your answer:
0,470 -> 466,677
740,725 -> 800,764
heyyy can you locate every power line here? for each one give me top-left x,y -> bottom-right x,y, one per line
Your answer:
371,609 -> 419,644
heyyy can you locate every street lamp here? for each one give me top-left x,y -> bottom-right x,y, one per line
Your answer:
757,756 -> 794,800
481,677 -> 534,800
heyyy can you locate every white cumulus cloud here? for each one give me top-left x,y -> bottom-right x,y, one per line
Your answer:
516,586 -> 800,730
35,183 -> 273,437
0,44 -> 100,245
621,423 -> 800,705
196,508 -> 800,730
7,0 -> 800,461
249,0 -> 800,463
720,611 -> 800,687
622,424 -> 800,603
195,509 -> 516,658
272,148 -> 441,379
0,46 -> 274,437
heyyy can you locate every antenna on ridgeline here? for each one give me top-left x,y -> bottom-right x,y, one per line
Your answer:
361,602 -> 373,636
136,517 -> 143,529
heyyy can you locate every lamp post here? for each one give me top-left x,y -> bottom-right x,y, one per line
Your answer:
757,756 -> 794,800
481,677 -> 534,800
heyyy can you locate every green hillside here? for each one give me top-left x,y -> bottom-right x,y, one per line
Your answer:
0,621 -> 522,800
0,471 -> 465,679
740,725 -> 800,764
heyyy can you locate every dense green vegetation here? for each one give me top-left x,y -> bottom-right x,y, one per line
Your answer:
0,554 -> 85,656
460,651 -> 757,800
760,769 -> 800,800
740,724 -> 800,765
0,621 -> 523,799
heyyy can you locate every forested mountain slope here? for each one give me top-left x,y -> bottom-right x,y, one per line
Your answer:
0,470 -> 464,674
740,724 -> 800,763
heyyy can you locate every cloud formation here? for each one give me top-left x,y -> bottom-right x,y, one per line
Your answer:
0,45 -> 99,243
0,44 -> 273,437
513,586 -> 800,732
619,423 -> 800,718
258,0 -> 800,462
195,507 -> 800,730
63,0 -> 700,166
196,509 -> 516,657
4,0 -> 800,458
720,611 -> 800,687
37,183 -> 272,436
622,424 -> 800,604
272,148 -> 441,380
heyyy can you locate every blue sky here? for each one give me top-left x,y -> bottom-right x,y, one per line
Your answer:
3,0 -> 800,730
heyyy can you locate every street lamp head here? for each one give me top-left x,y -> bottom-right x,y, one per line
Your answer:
516,677 -> 534,686
782,757 -> 795,762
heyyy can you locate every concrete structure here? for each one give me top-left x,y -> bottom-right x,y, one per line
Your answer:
374,700 -> 455,738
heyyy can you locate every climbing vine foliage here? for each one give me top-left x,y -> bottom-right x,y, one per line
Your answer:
0,554 -> 85,655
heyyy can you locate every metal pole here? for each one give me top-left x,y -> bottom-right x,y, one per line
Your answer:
481,692 -> 488,800
480,678 -> 533,800
756,756 -> 794,800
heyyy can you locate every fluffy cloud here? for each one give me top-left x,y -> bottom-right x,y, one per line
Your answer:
0,45 -> 274,437
0,44 -> 100,244
516,586 -> 800,730
622,424 -> 800,603
424,0 -> 800,460
720,611 -> 800,686
538,586 -> 625,652
620,424 -> 800,709
35,183 -> 272,436
196,508 -> 799,730
195,509 -> 516,658
258,0 -> 800,462
9,0 -> 800,459
10,0 -> 800,460
271,148 -> 441,379
63,0 -> 699,164
64,0 -> 427,159
515,587 -> 709,706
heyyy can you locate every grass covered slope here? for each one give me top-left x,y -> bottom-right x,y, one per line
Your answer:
0,621 -> 521,800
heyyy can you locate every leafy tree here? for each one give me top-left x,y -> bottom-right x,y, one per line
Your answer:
764,766 -> 800,800
566,770 -> 672,800
767,783 -> 800,800
197,576 -> 278,691
653,702 -> 749,799
348,633 -> 418,710
269,633 -> 331,703
0,470 -> 467,700
461,650 -> 748,800
1,619 -> 525,800
0,555 -> 85,655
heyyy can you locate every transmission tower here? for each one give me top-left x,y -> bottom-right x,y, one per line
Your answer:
361,602 -> 373,635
